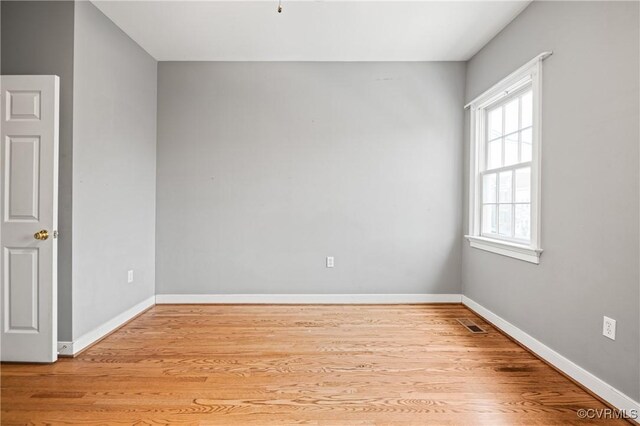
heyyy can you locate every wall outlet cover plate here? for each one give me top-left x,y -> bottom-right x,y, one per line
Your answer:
603,316 -> 616,340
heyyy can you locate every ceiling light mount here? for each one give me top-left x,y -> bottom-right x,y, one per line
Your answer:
277,0 -> 282,13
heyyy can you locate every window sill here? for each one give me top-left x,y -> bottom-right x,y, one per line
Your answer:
465,235 -> 542,264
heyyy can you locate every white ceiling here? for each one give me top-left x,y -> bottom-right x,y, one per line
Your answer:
92,1 -> 530,61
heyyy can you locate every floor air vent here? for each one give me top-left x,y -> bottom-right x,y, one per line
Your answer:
456,318 -> 487,334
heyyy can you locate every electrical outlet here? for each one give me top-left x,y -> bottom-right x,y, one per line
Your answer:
326,256 -> 334,268
127,270 -> 134,283
603,316 -> 616,340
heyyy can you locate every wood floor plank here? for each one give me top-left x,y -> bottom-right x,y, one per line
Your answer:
1,304 -> 628,425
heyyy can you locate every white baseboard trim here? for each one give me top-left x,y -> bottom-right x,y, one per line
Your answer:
462,296 -> 640,422
155,293 -> 463,304
57,295 -> 155,356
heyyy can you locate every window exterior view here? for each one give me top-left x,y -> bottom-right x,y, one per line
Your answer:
481,88 -> 533,243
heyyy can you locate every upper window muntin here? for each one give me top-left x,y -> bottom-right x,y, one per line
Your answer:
484,86 -> 533,171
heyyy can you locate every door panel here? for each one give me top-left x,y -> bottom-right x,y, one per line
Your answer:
5,247 -> 39,332
5,136 -> 40,221
6,90 -> 41,121
1,75 -> 59,363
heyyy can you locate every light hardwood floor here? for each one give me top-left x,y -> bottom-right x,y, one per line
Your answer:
1,304 -> 628,425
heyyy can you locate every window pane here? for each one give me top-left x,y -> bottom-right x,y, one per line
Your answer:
482,204 -> 497,234
487,139 -> 502,169
521,128 -> 532,162
521,91 -> 533,128
505,133 -> 518,166
504,98 -> 519,134
499,171 -> 512,203
515,167 -> 531,202
498,204 -> 513,237
488,107 -> 502,140
515,204 -> 531,240
483,173 -> 497,203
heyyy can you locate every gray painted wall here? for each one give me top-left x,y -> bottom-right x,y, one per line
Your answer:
72,2 -> 157,339
156,62 -> 465,295
1,1 -> 75,341
463,1 -> 640,400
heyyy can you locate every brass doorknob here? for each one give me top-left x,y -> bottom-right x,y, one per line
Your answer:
34,230 -> 49,240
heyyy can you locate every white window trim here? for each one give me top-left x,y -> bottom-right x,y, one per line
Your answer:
465,51 -> 552,264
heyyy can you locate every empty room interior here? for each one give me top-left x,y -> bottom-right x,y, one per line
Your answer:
1,0 -> 639,424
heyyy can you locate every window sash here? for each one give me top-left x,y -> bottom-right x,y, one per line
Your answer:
480,163 -> 532,244
482,84 -> 533,173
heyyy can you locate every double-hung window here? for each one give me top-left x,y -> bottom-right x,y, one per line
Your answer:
466,53 -> 550,264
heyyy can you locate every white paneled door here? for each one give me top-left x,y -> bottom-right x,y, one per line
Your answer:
1,76 -> 59,362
